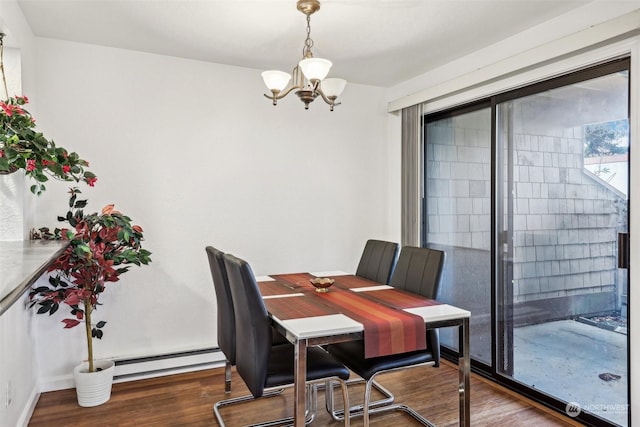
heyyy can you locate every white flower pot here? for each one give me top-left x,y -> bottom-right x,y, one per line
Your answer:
73,360 -> 115,407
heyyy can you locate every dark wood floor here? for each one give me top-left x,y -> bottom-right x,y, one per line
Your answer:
29,361 -> 581,426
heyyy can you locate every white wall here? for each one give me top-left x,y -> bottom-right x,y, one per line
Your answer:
0,302 -> 38,427
26,38 -> 392,388
0,1 -> 43,425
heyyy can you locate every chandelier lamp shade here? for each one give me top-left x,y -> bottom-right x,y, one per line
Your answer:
261,0 -> 346,111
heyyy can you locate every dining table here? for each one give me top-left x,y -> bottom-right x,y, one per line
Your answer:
256,270 -> 471,427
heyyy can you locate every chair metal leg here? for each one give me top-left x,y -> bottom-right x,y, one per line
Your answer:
338,378 -> 351,427
329,363 -> 437,426
214,383 -> 335,427
363,377 -> 373,426
365,403 -> 436,427
224,360 -> 232,394
324,379 -> 395,421
359,373 -> 436,427
214,387 -> 291,427
249,385 -> 316,427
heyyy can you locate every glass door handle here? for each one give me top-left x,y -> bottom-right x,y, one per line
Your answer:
618,233 -> 629,269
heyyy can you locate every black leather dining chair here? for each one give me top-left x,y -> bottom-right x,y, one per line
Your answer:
390,246 -> 445,297
327,246 -> 446,426
390,246 -> 445,367
214,253 -> 351,427
355,239 -> 399,284
206,246 -> 289,394
205,246 -> 236,394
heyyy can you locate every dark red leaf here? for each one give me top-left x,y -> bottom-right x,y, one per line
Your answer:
61,319 -> 80,328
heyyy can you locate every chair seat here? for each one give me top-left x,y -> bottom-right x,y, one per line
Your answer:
266,344 -> 350,388
328,340 -> 434,381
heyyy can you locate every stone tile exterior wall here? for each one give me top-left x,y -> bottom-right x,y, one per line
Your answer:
426,116 -> 625,312
426,115 -> 492,251
510,127 -> 625,304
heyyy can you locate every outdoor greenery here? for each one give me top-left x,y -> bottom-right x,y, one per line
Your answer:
584,119 -> 629,158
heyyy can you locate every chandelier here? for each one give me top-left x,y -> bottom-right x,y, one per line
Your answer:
261,0 -> 346,111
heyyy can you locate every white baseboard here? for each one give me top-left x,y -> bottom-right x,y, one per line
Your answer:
16,386 -> 40,427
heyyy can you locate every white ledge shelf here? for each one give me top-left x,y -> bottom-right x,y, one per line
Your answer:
0,240 -> 68,316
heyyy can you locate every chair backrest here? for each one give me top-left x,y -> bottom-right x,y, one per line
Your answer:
389,246 -> 445,299
355,239 -> 399,284
206,246 -> 235,365
223,253 -> 273,398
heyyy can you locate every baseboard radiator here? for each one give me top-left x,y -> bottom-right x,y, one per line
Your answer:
113,347 -> 226,382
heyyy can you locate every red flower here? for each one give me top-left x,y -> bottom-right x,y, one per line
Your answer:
26,159 -> 36,171
87,176 -> 97,187
0,150 -> 4,157
1,101 -> 24,116
1,101 -> 15,116
41,159 -> 53,166
62,165 -> 71,173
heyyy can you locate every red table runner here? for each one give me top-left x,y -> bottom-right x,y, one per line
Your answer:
262,273 -> 428,358
326,275 -> 442,309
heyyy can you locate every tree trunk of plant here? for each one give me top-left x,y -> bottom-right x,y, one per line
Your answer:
84,297 -> 94,373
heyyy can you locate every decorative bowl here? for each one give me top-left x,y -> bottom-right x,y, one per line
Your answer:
310,277 -> 335,293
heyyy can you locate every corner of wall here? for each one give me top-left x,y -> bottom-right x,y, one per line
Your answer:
15,387 -> 39,427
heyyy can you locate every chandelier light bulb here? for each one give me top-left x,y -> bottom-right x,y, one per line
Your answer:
321,78 -> 347,98
261,70 -> 292,92
299,58 -> 332,82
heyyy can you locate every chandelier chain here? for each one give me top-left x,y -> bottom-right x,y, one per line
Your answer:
302,13 -> 314,58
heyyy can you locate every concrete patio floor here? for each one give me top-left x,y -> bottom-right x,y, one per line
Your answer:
514,320 -> 628,426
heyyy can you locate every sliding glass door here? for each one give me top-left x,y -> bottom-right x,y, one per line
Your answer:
496,61 -> 629,426
424,58 -> 630,426
424,105 -> 493,365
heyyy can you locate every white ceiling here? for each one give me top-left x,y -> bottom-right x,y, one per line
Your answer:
16,0 -> 592,87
